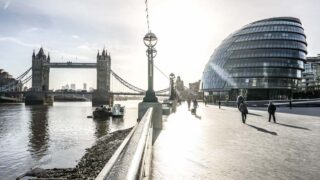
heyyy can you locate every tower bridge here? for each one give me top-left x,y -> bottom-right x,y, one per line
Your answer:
26,47 -> 112,106
0,47 -> 170,105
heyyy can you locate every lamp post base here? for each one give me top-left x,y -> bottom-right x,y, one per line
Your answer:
138,102 -> 162,129
143,90 -> 158,102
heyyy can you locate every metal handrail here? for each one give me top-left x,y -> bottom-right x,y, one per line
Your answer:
96,107 -> 154,180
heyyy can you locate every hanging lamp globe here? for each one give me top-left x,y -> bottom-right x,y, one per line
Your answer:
146,48 -> 157,58
169,73 -> 175,80
143,32 -> 158,47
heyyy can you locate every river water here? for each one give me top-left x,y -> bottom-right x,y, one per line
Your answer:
0,100 -> 139,179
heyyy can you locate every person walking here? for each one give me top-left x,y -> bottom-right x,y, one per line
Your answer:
268,101 -> 277,123
239,102 -> 248,123
236,95 -> 244,110
187,99 -> 191,110
218,100 -> 221,109
192,99 -> 198,115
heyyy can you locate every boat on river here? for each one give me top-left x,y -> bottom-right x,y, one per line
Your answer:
93,105 -> 112,118
93,104 -> 125,118
111,104 -> 125,117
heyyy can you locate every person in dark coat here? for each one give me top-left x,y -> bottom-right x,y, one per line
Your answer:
239,102 -> 248,123
268,101 -> 277,123
236,95 -> 244,111
289,99 -> 292,109
192,99 -> 198,115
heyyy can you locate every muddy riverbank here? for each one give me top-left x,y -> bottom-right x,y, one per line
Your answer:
19,128 -> 133,179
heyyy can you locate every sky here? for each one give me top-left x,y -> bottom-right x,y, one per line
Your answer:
0,0 -> 320,91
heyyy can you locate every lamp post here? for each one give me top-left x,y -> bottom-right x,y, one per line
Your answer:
169,73 -> 176,100
143,32 -> 158,102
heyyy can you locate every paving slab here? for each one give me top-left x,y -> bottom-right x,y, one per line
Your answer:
152,103 -> 320,180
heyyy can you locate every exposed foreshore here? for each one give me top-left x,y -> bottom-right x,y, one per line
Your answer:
19,127 -> 133,179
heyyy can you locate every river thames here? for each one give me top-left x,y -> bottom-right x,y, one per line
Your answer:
0,100 -> 139,179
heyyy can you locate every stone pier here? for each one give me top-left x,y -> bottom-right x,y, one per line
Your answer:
92,91 -> 113,107
25,91 -> 53,105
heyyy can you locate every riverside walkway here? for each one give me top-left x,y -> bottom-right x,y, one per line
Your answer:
151,103 -> 320,180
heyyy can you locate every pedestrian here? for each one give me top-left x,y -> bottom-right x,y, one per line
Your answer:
204,98 -> 207,106
236,95 -> 244,110
289,99 -> 292,109
268,101 -> 277,123
187,99 -> 191,110
218,100 -> 221,109
192,99 -> 198,115
177,97 -> 181,105
239,102 -> 248,123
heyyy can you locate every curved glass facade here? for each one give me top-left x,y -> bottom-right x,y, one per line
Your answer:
202,17 -> 307,100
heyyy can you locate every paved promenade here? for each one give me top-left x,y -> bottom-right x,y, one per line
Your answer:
152,103 -> 320,180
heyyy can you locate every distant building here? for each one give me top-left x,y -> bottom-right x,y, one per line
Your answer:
296,55 -> 320,98
306,56 -> 320,79
189,81 -> 200,94
176,76 -> 184,92
23,86 -> 28,91
61,84 -> 69,90
0,69 -> 22,92
0,69 -> 12,79
175,76 -> 188,99
189,80 -> 203,99
89,87 -> 94,92
70,83 -> 76,90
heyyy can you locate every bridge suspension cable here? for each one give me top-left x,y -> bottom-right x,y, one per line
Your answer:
155,87 -> 170,94
153,64 -> 188,95
154,64 -> 170,80
16,67 -> 32,80
110,70 -> 171,95
110,70 -> 146,93
21,75 -> 32,85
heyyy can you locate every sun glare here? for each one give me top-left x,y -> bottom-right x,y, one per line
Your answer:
150,0 -> 217,86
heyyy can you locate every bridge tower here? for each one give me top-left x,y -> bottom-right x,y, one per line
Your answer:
31,48 -> 50,91
92,48 -> 113,106
25,48 -> 51,105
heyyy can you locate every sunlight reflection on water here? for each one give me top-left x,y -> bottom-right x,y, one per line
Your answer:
0,100 -> 138,179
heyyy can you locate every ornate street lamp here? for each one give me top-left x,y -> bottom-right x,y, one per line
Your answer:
169,73 -> 176,100
143,32 -> 158,102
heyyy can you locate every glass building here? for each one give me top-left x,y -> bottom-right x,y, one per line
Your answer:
202,17 -> 307,100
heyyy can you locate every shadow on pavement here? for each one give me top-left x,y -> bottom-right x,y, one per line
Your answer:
275,122 -> 310,131
195,115 -> 202,119
247,124 -> 278,136
248,112 -> 262,116
250,107 -> 320,118
153,129 -> 161,144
